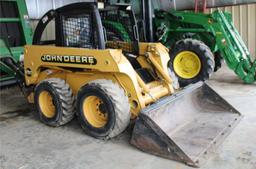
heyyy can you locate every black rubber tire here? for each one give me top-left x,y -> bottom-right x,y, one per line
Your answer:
76,79 -> 131,139
169,39 -> 215,87
34,78 -> 75,127
214,52 -> 224,72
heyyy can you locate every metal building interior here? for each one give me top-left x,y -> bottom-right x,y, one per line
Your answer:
0,0 -> 256,169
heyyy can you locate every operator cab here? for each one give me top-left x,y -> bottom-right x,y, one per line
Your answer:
33,2 -> 105,49
33,2 -> 139,52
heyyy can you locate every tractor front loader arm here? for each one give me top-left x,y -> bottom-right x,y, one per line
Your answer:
211,10 -> 256,83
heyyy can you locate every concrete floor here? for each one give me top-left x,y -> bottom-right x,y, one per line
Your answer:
0,66 -> 256,169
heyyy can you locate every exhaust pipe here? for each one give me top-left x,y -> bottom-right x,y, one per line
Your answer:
141,0 -> 154,42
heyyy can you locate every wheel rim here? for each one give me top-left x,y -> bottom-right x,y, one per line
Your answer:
83,96 -> 108,128
39,91 -> 56,118
173,51 -> 202,79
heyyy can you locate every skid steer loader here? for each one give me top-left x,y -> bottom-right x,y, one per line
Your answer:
1,2 -> 242,167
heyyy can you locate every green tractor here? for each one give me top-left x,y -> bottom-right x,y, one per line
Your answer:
103,0 -> 256,86
153,9 -> 256,86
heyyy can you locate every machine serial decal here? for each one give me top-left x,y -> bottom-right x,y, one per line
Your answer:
41,55 -> 97,65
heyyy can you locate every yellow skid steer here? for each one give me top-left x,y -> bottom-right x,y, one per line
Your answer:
0,2 -> 242,167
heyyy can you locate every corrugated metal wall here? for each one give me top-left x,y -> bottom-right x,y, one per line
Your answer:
29,3 -> 256,59
25,0 -> 88,19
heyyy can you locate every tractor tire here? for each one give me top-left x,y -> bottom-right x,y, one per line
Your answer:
34,78 -> 75,127
214,52 -> 224,72
76,79 -> 131,139
169,39 -> 215,87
